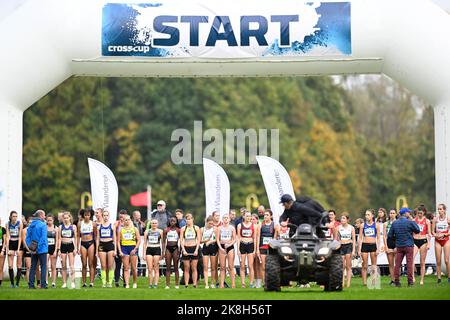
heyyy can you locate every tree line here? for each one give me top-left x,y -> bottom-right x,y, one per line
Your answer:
23,75 -> 435,222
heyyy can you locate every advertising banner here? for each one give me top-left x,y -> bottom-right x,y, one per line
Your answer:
102,1 -> 351,58
203,158 -> 230,219
256,156 -> 296,225
88,158 -> 118,224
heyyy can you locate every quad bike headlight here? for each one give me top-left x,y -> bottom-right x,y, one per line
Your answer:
280,246 -> 293,255
317,247 -> 330,256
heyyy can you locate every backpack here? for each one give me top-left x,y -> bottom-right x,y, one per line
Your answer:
27,223 -> 38,253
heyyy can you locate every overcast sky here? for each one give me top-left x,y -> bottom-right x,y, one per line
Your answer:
433,0 -> 450,10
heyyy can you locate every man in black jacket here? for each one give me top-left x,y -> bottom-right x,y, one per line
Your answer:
279,194 -> 327,234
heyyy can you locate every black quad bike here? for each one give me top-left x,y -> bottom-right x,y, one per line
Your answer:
264,219 -> 343,292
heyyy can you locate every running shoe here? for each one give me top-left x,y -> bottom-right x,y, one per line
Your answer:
107,283 -> 112,288
389,281 -> 395,286
52,283 -> 56,288
89,283 -> 94,288
82,283 -> 87,288
175,285 -> 179,289
438,278 -> 442,284
125,284 -> 130,289
154,285 -> 158,289
149,284 -> 153,289
62,283 -> 67,288
10,284 -> 15,288
205,285 -> 209,289
165,286 -> 170,289
71,282 -> 76,289
241,284 -> 246,288
133,283 -> 137,289
102,284 -> 107,288
210,284 -> 215,289
115,282 -> 119,288
185,285 -> 189,288
249,283 -> 254,289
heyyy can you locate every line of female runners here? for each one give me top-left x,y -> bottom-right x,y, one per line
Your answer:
0,203 -> 448,288
330,204 -> 450,288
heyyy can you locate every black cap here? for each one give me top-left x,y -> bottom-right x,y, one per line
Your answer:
280,194 -> 293,204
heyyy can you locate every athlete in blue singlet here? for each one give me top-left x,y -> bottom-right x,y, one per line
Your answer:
96,210 -> 116,288
6,211 -> 22,288
358,209 -> 379,286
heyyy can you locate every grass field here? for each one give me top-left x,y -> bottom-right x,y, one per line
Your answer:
0,275 -> 449,300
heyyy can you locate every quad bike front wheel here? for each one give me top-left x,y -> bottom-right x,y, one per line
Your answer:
264,253 -> 281,292
324,252 -> 343,292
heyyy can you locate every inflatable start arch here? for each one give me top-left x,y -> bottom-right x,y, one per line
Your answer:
0,0 -> 450,224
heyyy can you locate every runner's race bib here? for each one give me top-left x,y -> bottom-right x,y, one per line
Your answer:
48,238 -> 55,245
221,230 -> 231,241
167,231 -> 178,242
419,224 -> 424,232
148,235 -> 159,244
365,228 -> 375,237
262,237 -> 272,245
101,229 -> 112,238
242,229 -> 252,237
10,229 -> 19,237
81,225 -> 92,234
279,230 -> 290,239
123,232 -> 133,240
340,230 -> 352,240
437,224 -> 447,232
61,230 -> 72,238
185,231 -> 196,241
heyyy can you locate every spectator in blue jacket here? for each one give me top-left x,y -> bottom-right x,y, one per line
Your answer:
26,210 -> 48,289
387,208 -> 420,287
